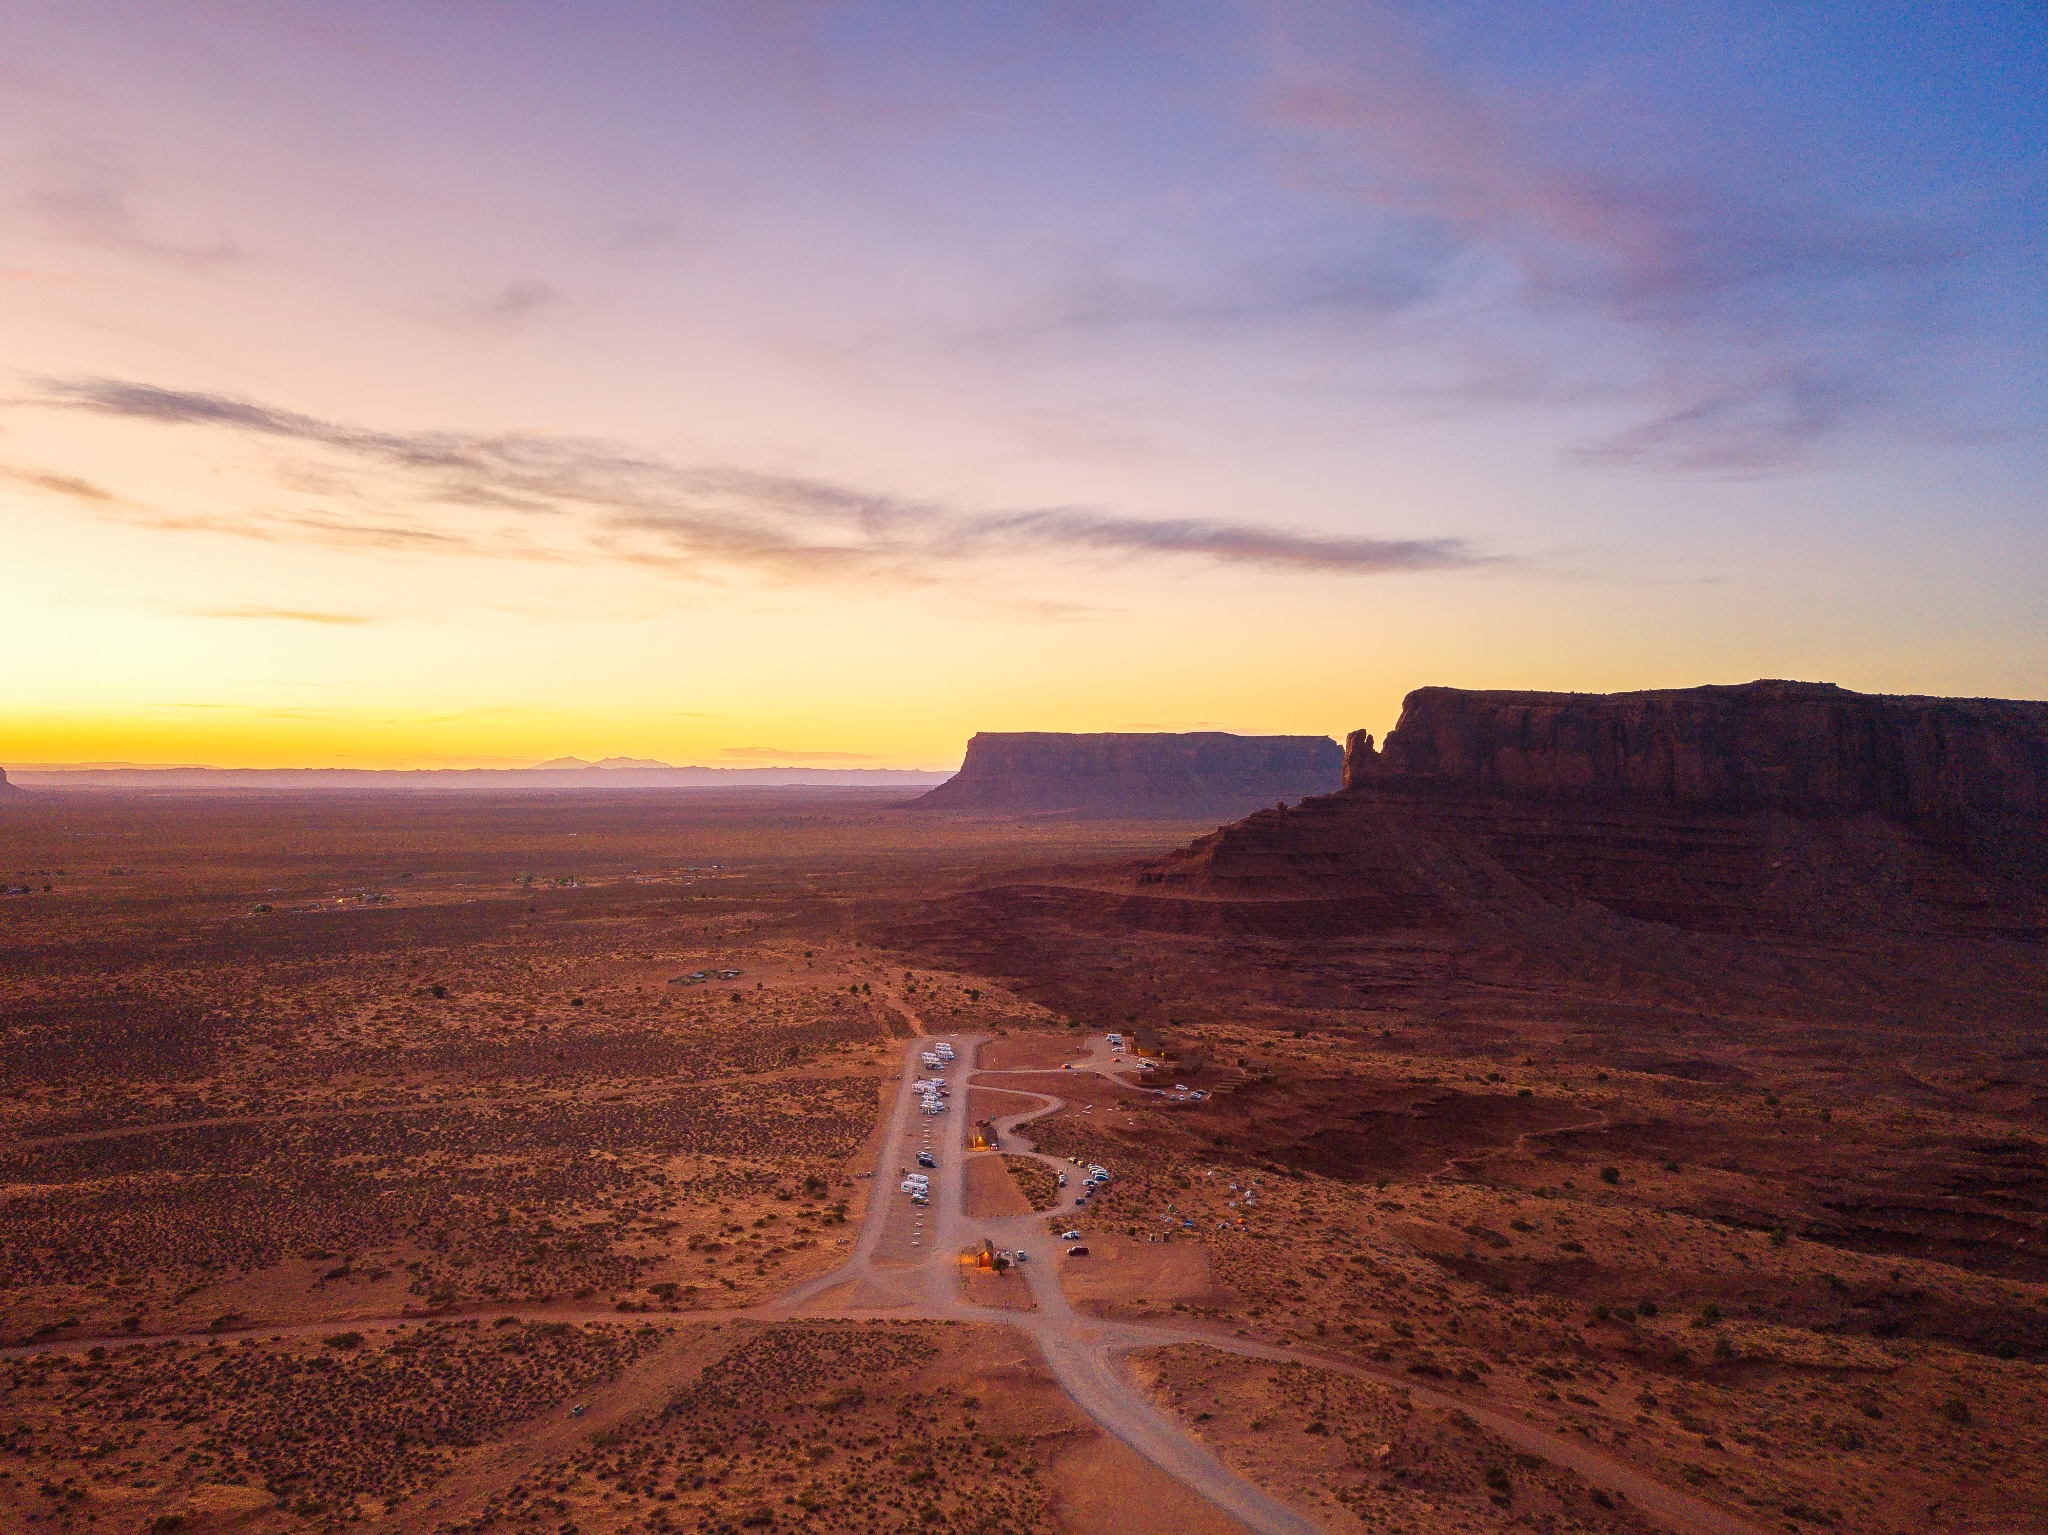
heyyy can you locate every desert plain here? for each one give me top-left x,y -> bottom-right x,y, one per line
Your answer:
2,782 -> 2043,1535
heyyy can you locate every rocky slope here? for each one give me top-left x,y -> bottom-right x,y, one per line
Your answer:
910,732 -> 1341,818
0,768 -> 19,796
895,680 -> 2048,1325
904,681 -> 2048,1032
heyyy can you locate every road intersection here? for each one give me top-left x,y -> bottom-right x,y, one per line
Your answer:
2,1015 -> 1772,1535
772,1029 -> 1772,1535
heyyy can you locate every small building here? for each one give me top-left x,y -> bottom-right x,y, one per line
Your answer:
970,1121 -> 999,1151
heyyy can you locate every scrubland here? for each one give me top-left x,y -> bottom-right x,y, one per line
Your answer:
5,787 -> 2044,1535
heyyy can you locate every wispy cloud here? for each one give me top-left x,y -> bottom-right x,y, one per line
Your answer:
1,463 -> 116,502
185,606 -> 375,625
26,171 -> 244,273
912,3 -> 2018,477
33,377 -> 1497,585
454,279 -> 569,335
1244,2 -> 2013,473
952,509 -> 1484,574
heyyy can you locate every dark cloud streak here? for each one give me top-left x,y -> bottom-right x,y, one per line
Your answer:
39,377 -> 1494,584
958,509 -> 1484,574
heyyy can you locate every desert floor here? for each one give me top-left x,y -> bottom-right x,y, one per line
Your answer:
2,789 -> 2042,1535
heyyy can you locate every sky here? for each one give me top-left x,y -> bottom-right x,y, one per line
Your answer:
2,1 -> 2043,770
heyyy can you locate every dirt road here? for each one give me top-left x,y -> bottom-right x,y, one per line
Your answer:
770,1033 -> 1775,1535
9,1028 -> 1775,1535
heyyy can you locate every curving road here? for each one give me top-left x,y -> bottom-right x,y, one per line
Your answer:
767,1031 -> 1774,1535
7,1021 -> 1773,1535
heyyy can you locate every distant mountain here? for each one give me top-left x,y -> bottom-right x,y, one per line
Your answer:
3,763 -> 951,792
533,756 -> 677,770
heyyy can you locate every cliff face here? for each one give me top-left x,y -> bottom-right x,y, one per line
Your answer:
1099,680 -> 2048,960
1345,681 -> 2048,824
0,768 -> 18,796
912,732 -> 1342,818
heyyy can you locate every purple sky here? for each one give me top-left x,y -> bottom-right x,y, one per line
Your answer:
2,2 -> 2043,767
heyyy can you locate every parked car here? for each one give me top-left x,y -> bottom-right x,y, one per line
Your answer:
1065,1245 -> 1090,1257
1061,1229 -> 1082,1240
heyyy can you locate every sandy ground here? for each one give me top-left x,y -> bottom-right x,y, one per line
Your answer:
1060,1233 -> 1226,1319
965,1150 -> 1035,1217
6,790 -> 2040,1535
1050,1432 -> 1256,1535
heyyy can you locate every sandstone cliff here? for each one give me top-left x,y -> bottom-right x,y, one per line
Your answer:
1344,680 -> 2048,824
911,732 -> 1342,818
897,684 -> 2048,1297
0,767 -> 18,796
905,685 -> 2046,1062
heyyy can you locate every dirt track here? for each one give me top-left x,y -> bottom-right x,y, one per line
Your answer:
769,1028 -> 1774,1535
4,1025 -> 1776,1535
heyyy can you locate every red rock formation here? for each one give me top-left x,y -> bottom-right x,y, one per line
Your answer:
0,767 -> 19,796
911,732 -> 1342,818
1344,680 -> 2048,824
